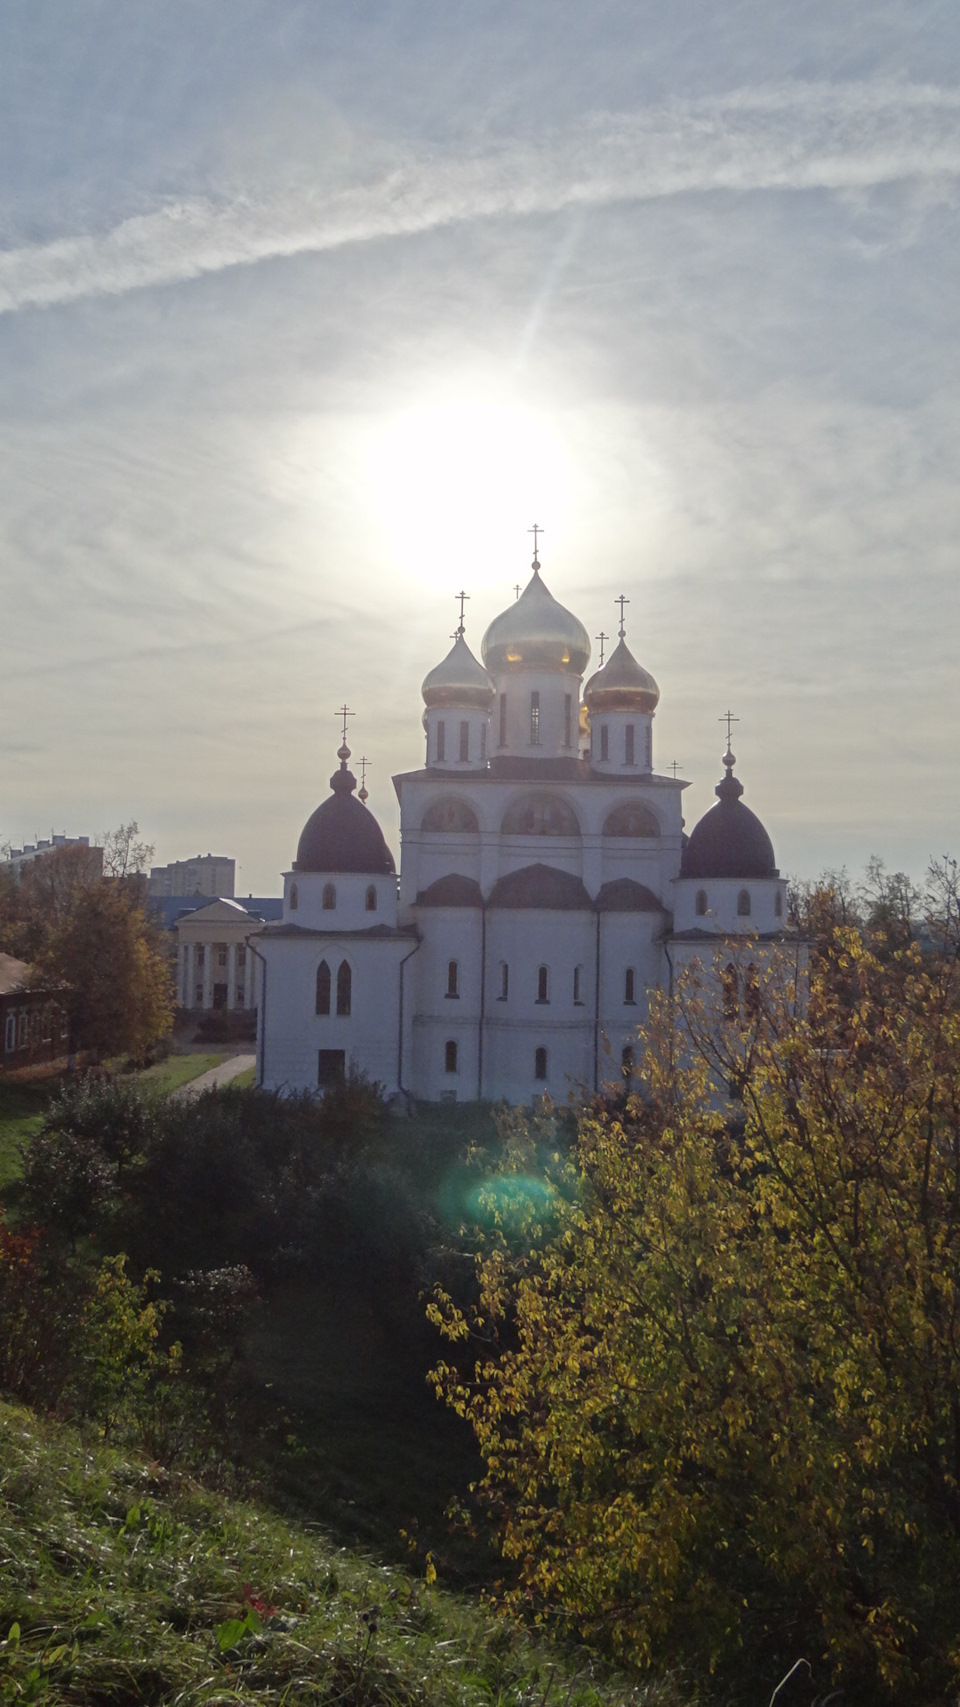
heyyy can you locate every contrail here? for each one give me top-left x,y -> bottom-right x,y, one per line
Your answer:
1,80 -> 958,315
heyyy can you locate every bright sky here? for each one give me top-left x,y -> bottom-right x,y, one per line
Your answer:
0,1 -> 957,893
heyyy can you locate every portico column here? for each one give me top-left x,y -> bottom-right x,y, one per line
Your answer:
202,942 -> 212,1009
228,943 -> 238,1009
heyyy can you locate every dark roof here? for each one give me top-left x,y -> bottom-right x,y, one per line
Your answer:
296,765 -> 396,876
680,760 -> 778,880
488,864 -> 593,911
595,878 -> 663,912
416,874 -> 484,908
0,952 -> 28,995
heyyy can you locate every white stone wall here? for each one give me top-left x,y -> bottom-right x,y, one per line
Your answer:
671,875 -> 788,934
254,932 -> 414,1096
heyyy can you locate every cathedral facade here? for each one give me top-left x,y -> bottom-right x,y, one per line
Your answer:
252,550 -> 788,1104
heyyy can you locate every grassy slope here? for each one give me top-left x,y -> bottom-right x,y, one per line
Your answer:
0,1399 -> 678,1707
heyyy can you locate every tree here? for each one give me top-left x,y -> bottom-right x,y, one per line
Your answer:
32,879 -> 173,1060
430,888 -> 960,1704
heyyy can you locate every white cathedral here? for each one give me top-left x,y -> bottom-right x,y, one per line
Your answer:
252,544 -> 789,1104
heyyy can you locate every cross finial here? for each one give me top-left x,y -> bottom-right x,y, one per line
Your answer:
513,582 -> 522,600
719,708 -> 740,753
455,590 -> 469,638
528,522 -> 543,569
669,759 -> 682,779
615,594 -> 630,640
335,703 -> 355,765
595,629 -> 609,666
358,755 -> 370,804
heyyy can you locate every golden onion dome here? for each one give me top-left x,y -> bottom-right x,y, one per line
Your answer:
481,565 -> 591,676
583,636 -> 660,714
421,633 -> 495,710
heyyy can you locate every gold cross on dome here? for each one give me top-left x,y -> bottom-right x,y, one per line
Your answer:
528,522 -> 543,564
455,589 -> 469,637
615,594 -> 630,639
595,629 -> 608,666
358,755 -> 370,803
335,704 -> 354,750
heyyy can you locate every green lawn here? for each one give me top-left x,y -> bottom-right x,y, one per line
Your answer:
0,1078 -> 54,1192
0,1053 -> 237,1194
129,1051 -> 230,1095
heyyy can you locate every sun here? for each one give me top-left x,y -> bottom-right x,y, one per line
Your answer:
365,397 -> 574,590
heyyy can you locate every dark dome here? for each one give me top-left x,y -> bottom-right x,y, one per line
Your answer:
595,878 -> 662,912
295,763 -> 396,875
488,863 -> 592,910
680,755 -> 777,880
416,874 -> 484,907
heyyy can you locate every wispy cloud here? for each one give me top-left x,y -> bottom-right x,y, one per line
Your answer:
1,80 -> 959,315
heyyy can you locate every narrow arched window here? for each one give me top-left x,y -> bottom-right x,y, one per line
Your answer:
365,885 -> 377,912
600,724 -> 609,762
775,889 -> 783,918
336,960 -> 352,1016
436,720 -> 446,762
624,724 -> 635,766
573,965 -> 583,1005
536,966 -> 549,1004
534,1046 -> 548,1081
738,888 -> 751,917
459,720 -> 469,761
622,1044 -> 634,1076
745,963 -> 760,1017
322,882 -> 336,911
445,1039 -> 458,1074
316,960 -> 331,1015
530,691 -> 541,746
446,960 -> 459,998
722,963 -> 738,1021
624,968 -> 636,1004
498,962 -> 509,1001
290,882 -> 299,911
695,889 -> 708,916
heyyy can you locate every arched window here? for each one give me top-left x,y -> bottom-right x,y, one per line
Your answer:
695,889 -> 708,916
290,882 -> 299,911
722,964 -> 738,1021
775,889 -> 783,918
534,1046 -> 548,1081
599,724 -> 609,762
446,960 -> 459,998
365,885 -> 377,912
322,883 -> 336,911
4,1013 -> 15,1052
498,962 -> 509,1001
436,720 -> 446,762
536,966 -> 549,1004
445,1039 -> 458,1074
624,968 -> 636,1004
745,963 -> 761,1017
573,964 -> 583,1005
738,888 -> 751,917
621,1044 -> 634,1076
336,960 -> 352,1016
624,724 -> 635,765
603,802 -> 661,838
421,798 -> 479,833
530,692 -> 541,746
501,793 -> 580,836
316,960 -> 331,1015
459,720 -> 469,761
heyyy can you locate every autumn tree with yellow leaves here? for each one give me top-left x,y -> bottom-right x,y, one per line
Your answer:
430,867 -> 960,1704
